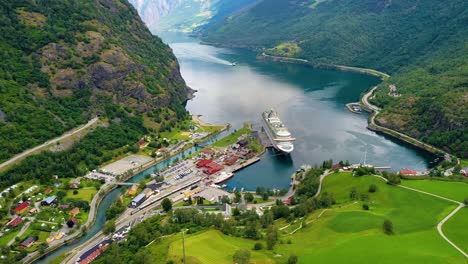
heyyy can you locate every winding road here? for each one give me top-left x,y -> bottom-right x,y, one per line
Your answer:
361,88 -> 448,156
0,117 -> 99,171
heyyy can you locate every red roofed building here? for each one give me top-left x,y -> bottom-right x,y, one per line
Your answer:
283,197 -> 292,206
137,141 -> 148,149
224,155 -> 239,166
400,168 -> 417,176
7,217 -> 23,227
196,159 -> 212,168
44,187 -> 53,194
201,148 -> 215,155
203,162 -> 224,175
331,164 -> 342,170
14,201 -> 30,214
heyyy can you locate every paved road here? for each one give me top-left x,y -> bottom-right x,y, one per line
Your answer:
361,88 -> 449,157
0,117 -> 99,171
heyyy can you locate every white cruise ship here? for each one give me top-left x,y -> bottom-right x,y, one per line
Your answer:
261,109 -> 295,153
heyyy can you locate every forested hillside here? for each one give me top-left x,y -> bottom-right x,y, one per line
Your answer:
0,0 -> 189,187
201,0 -> 468,157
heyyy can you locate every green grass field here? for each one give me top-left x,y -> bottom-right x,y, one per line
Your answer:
401,180 -> 468,203
167,230 -> 275,264
66,187 -> 97,203
154,172 -> 466,263
443,207 -> 468,253
212,125 -> 251,147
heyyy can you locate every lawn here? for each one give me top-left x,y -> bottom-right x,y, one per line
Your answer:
167,230 -> 275,264
401,180 -> 468,203
443,207 -> 468,253
212,125 -> 251,147
66,187 -> 98,203
271,172 -> 464,263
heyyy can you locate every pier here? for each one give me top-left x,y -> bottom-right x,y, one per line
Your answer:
251,124 -> 273,148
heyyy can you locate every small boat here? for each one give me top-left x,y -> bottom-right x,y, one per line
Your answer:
221,184 -> 227,188
231,62 -> 236,66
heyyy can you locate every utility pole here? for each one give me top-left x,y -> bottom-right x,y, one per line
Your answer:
182,229 -> 187,264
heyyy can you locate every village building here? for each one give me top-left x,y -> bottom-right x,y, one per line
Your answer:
460,167 -> 468,177
202,161 -> 224,175
44,187 -> 53,195
41,195 -> 57,206
20,237 -> 35,249
69,207 -> 80,217
237,139 -> 249,148
196,159 -> 212,168
201,148 -> 215,155
399,168 -> 418,176
14,201 -> 30,214
7,217 -> 23,227
29,208 -> 38,214
223,155 -> 239,166
127,184 -> 138,196
137,140 -> 149,150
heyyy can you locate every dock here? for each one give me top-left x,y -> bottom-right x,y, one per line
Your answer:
345,102 -> 362,114
251,124 -> 273,148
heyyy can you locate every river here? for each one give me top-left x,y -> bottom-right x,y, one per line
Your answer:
36,33 -> 433,263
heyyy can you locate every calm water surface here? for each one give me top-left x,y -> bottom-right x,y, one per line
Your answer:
162,33 -> 433,191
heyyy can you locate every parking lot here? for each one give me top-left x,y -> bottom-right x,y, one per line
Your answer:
101,155 -> 153,176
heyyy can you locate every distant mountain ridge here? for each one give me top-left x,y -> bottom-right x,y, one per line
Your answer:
129,0 -> 256,32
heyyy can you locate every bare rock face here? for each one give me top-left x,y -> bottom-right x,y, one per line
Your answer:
128,0 -> 184,27
33,0 -> 191,115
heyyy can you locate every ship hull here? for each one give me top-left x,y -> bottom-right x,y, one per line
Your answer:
214,173 -> 234,184
261,114 -> 294,154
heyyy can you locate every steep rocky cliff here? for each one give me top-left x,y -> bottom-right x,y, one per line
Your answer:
0,0 -> 190,162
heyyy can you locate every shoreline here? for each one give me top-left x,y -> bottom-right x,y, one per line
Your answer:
258,52 -> 390,80
360,87 -> 447,159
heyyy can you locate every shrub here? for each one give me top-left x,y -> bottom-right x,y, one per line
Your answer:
368,184 -> 377,193
362,204 -> 369,210
253,242 -> 263,250
383,219 -> 393,235
288,255 -> 299,264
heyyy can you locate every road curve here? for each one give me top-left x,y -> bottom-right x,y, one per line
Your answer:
371,175 -> 467,258
0,117 -> 99,171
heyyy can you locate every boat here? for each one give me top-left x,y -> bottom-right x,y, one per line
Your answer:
213,171 -> 234,184
261,109 -> 295,153
231,62 -> 236,66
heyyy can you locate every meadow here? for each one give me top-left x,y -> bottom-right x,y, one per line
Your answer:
401,180 -> 468,203
153,172 -> 466,263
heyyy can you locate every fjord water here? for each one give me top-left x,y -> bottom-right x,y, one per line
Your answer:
162,33 -> 433,190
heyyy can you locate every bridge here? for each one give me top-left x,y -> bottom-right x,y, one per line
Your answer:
111,182 -> 135,186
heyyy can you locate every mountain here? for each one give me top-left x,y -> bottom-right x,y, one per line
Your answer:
0,0 -> 190,186
129,0 -> 256,32
128,0 -> 183,30
201,0 -> 468,158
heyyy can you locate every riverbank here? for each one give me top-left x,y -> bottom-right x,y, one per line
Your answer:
360,87 -> 447,158
258,52 -> 390,80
